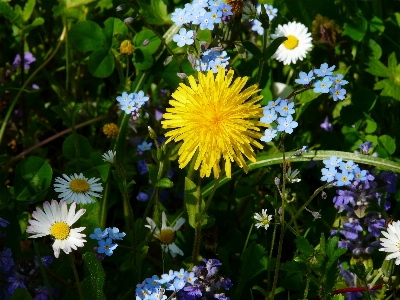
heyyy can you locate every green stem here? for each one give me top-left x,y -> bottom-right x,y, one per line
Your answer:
267,214 -> 278,295
241,223 -> 253,255
100,177 -> 110,229
256,28 -> 269,85
303,277 -> 310,300
34,242 -> 54,300
68,254 -> 83,300
270,139 -> 287,299
202,177 -> 220,216
284,182 -> 330,231
0,26 -> 66,144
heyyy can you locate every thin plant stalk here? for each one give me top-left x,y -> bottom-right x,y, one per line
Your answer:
100,176 -> 110,229
0,27 -> 67,144
270,139 -> 287,299
68,254 -> 84,300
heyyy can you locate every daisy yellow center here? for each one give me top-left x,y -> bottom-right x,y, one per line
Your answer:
158,228 -> 175,244
261,218 -> 270,226
161,68 -> 264,179
283,35 -> 299,50
50,222 -> 70,240
69,178 -> 90,193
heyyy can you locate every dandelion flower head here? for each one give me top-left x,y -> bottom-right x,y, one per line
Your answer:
162,67 -> 264,178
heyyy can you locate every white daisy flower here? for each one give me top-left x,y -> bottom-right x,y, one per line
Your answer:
26,200 -> 86,258
145,212 -> 185,257
379,220 -> 400,265
102,150 -> 116,164
254,209 -> 273,230
270,21 -> 312,65
54,173 -> 103,205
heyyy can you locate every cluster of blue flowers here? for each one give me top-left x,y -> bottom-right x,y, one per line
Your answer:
196,49 -> 230,73
250,4 -> 278,35
90,227 -> 126,259
328,143 -> 397,297
116,91 -> 149,117
0,217 -> 57,299
320,155 -> 370,186
171,0 -> 232,29
135,258 -> 232,300
295,63 -> 349,101
260,98 -> 298,142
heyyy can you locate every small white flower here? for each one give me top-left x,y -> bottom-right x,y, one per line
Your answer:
26,200 -> 86,258
254,209 -> 273,230
270,21 -> 312,65
145,212 -> 185,257
380,220 -> 400,265
54,173 -> 103,205
102,150 -> 116,164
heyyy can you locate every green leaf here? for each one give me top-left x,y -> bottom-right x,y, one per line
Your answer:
343,16 -> 368,42
102,17 -> 127,49
22,0 -> 35,22
368,39 -> 382,59
81,252 -> 106,300
71,103 -> 83,126
70,21 -> 105,52
365,119 -> 377,133
374,78 -> 400,100
64,0 -> 96,8
264,37 -> 287,60
388,52 -> 398,71
0,2 -> 16,21
11,288 -> 33,300
51,105 -> 71,127
62,134 -> 92,159
280,261 -> 308,273
369,16 -> 385,33
295,236 -> 314,257
155,178 -> 173,188
351,87 -> 377,112
378,135 -> 396,155
185,177 -> 199,228
147,164 -> 158,184
134,29 -> 162,55
237,242 -> 268,299
133,48 -> 154,71
88,48 -> 114,78
332,295 -> 345,300
14,157 -> 52,202
365,58 -> 390,77
242,41 -> 262,60
297,89 -> 319,104
251,286 -> 268,298
137,0 -> 168,25
23,17 -> 45,34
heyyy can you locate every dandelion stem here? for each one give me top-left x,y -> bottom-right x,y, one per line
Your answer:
0,26 -> 67,145
69,254 -> 84,300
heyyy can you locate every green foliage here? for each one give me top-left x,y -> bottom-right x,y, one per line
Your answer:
11,289 -> 33,300
62,134 -> 92,160
236,242 -> 268,299
81,252 -> 106,300
366,52 -> 400,101
14,157 -> 52,202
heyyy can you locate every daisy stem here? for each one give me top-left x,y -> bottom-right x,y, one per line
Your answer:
69,254 -> 84,300
33,241 -> 54,300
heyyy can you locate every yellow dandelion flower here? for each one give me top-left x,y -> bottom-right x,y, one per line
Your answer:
161,68 -> 264,179
103,123 -> 119,139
